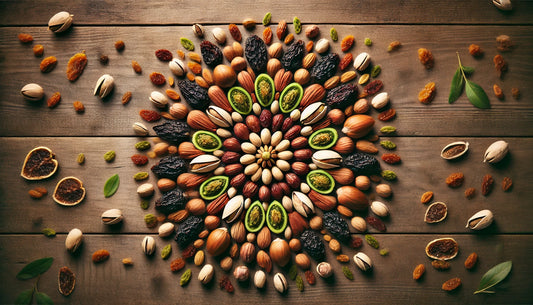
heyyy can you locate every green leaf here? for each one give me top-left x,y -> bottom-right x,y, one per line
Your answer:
15,289 -> 33,305
448,67 -> 464,103
16,257 -> 54,280
462,65 -> 475,74
474,261 -> 512,294
35,292 -> 54,305
104,174 -> 120,198
465,80 -> 491,109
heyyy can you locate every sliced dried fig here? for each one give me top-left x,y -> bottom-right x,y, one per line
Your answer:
424,202 -> 448,223
425,238 -> 458,260
53,177 -> 86,206
58,266 -> 76,296
20,146 -> 58,180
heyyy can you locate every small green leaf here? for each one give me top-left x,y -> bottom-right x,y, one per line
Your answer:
15,289 -> 33,305
474,261 -> 512,294
465,80 -> 491,109
104,174 -> 120,198
448,67 -> 464,103
41,228 -> 56,237
35,292 -> 54,305
16,257 -> 53,280
462,65 -> 475,74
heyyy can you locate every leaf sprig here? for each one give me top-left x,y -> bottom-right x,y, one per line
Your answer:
448,52 -> 490,109
15,257 -> 54,305
474,260 -> 512,294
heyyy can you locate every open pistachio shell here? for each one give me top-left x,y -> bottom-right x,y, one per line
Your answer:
440,141 -> 469,160
466,209 -> 494,230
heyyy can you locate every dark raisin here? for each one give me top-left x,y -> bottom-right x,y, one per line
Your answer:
300,230 -> 326,262
155,49 -> 173,61
151,155 -> 187,179
245,35 -> 268,74
281,40 -> 305,72
364,80 -> 383,96
178,80 -> 210,110
366,216 -> 387,232
174,216 -> 204,248
343,152 -> 381,176
323,211 -> 351,243
325,83 -> 358,109
311,53 -> 340,84
200,40 -> 223,68
153,121 -> 190,144
155,189 -> 187,214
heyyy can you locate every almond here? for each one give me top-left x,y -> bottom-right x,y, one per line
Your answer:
295,253 -> 311,270
284,125 -> 301,141
223,137 -> 242,152
302,53 -> 317,69
291,137 -> 308,150
291,162 -> 310,176
177,173 -> 211,189
242,181 -> 259,198
233,123 -> 250,141
208,86 -> 233,112
300,84 -> 326,109
221,151 -> 241,164
324,76 -> 340,90
230,173 -> 246,188
206,193 -> 229,215
167,210 -> 189,223
356,140 -> 378,154
288,212 -> 309,237
257,226 -> 272,249
294,149 -> 312,161
276,20 -> 288,40
225,164 -> 243,176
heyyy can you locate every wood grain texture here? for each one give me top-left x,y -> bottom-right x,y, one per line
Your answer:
1,0 -> 532,25
0,136 -> 530,234
0,234 -> 531,305
0,25 -> 531,137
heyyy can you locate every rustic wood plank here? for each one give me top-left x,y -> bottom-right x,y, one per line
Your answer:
0,25 -> 531,137
1,0 -> 532,25
0,234 -> 530,304
1,136 -> 530,234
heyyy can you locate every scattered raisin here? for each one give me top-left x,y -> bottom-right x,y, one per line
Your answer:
349,236 -> 363,248
339,53 -> 353,71
228,24 -> 242,42
387,41 -> 401,52
181,244 -> 197,259
364,80 -> 383,96
493,54 -> 507,78
412,264 -> 425,280
73,101 -> 85,113
66,52 -> 88,81
502,177 -> 513,192
263,27 -> 273,45
469,44 -> 483,57
170,258 -> 185,272
366,216 -> 386,232
18,33 -> 33,43
304,270 -> 316,285
139,109 -> 161,122
465,187 -> 476,199
418,82 -> 436,104
381,153 -> 401,164
188,52 -> 201,63
432,260 -> 451,270
284,33 -> 294,45
114,40 -> 125,51
155,49 -> 173,61
131,154 -> 148,166
493,84 -> 504,99
47,92 -> 61,108
442,278 -> 461,291
418,48 -> 434,69
40,56 -> 58,73
340,35 -> 355,52
219,276 -> 234,293
306,41 -> 313,53
100,55 -> 109,65
481,174 -> 494,196
378,108 -> 396,121
496,35 -> 513,52
187,61 -> 202,74
511,87 -> 520,99
33,45 -> 44,57
464,252 -> 478,270
200,40 -> 223,68
149,72 -> 166,86
166,89 -> 180,101
336,254 -> 350,263
121,91 -> 132,105
92,249 -> 110,263
446,172 -> 464,188
420,191 -> 433,204
131,60 -> 142,74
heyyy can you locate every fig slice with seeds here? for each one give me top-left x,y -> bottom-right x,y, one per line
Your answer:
424,202 -> 448,223
21,146 -> 58,180
58,266 -> 76,296
53,177 -> 86,206
425,238 -> 459,260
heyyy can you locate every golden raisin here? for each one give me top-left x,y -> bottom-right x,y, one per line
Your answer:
502,177 -> 513,192
149,72 -> 166,86
114,40 -> 125,51
170,258 -> 185,272
284,33 -> 294,45
420,191 -> 433,204
446,172 -> 464,188
40,56 -> 57,73
186,72 -> 195,81
418,82 -> 436,104
92,249 -> 110,263
306,41 -> 314,53
73,101 -> 85,113
47,92 -> 61,108
176,50 -> 185,60
165,89 -> 180,101
464,252 -> 478,270
493,84 -> 504,99
442,277 -> 461,291
468,44 -> 483,57
228,23 -> 242,42
33,44 -> 44,57
187,62 -> 202,75
188,52 -> 202,63
493,55 -> 507,78
465,187 -> 476,199
418,48 -> 434,69
481,174 -> 494,196
432,260 -> 451,270
18,33 -> 33,43
387,41 -> 401,52
66,52 -> 88,81
131,60 -> 142,74
168,76 -> 175,87
412,264 -> 425,280
341,35 -> 355,52
263,27 -> 273,45
121,91 -> 132,105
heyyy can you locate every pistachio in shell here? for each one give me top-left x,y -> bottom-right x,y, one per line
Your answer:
425,238 -> 459,260
199,176 -> 229,200
424,202 -> 448,223
245,201 -> 266,233
266,200 -> 288,234
21,146 -> 59,180
53,176 -> 86,206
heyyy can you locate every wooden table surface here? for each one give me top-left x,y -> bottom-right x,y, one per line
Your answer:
1,1 -> 532,304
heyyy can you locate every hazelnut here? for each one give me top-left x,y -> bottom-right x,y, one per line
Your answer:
204,215 -> 220,230
355,175 -> 371,191
213,64 -> 236,88
376,184 -> 393,198
157,178 -> 176,192
169,103 -> 188,120
186,198 -> 206,215
240,242 -> 256,263
309,216 -> 323,230
295,253 -> 311,270
231,221 -> 246,243
220,256 -> 233,272
153,142 -> 169,156
353,98 -> 370,114
328,109 -> 345,126
231,56 -> 247,72
288,238 -> 302,252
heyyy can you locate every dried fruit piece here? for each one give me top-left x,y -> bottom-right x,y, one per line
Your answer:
33,44 -> 44,57
58,266 -> 76,296
340,35 -> 355,52
418,82 -> 436,104
47,92 -> 61,108
481,174 -> 494,196
496,35 -> 513,52
66,52 -> 88,81
263,27 -> 273,45
469,44 -> 483,57
378,108 -> 396,121
330,27 -> 338,42
284,33 -> 294,45
336,254 -> 350,263
387,41 -> 401,52
420,191 -> 433,204
339,53 -> 353,71
381,153 -> 401,164
200,40 -> 223,68
263,12 -> 272,26
40,56 -> 57,73
42,227 -> 56,237
166,89 -> 180,101
502,177 -> 513,192
442,277 -> 461,291
92,249 -> 110,263
131,60 -> 142,74
293,17 -> 302,34
493,84 -> 504,99
381,170 -> 397,181
180,37 -> 195,51
305,270 -> 316,285
150,72 -> 166,85
366,216 -> 386,232
73,101 -> 85,113
342,266 -> 354,280
187,61 -> 202,75
511,87 -> 520,99
464,252 -> 478,270
418,48 -> 434,69
155,49 -> 173,61
364,38 -> 372,46
228,24 -> 242,42
114,40 -> 125,51
170,258 -> 185,272
18,33 -> 33,43
364,79 -> 383,96
380,140 -> 396,150
139,109 -> 161,122
121,91 -> 132,105
432,259 -> 451,270
371,65 -> 381,78
446,172 -> 464,188
131,154 -> 148,166
493,55 -> 507,78
133,172 -> 149,181
311,53 -> 340,84
100,55 -> 109,65
365,234 -> 379,249
412,264 -> 425,280
465,187 -> 476,199
219,275 -> 234,293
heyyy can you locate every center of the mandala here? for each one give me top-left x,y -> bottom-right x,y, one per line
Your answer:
261,151 -> 271,161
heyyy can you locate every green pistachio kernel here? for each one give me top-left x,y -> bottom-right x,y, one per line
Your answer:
342,266 -> 354,280
42,228 -> 56,237
364,38 -> 372,46
380,248 -> 390,256
161,244 -> 172,260
135,141 -> 151,151
330,27 -> 338,42
296,275 -> 304,291
380,126 -> 396,134
293,16 -> 302,34
380,140 -> 396,150
288,265 -> 298,280
180,269 -> 192,286
365,234 -> 380,249
381,170 -> 397,181
140,200 -> 150,210
133,172 -> 149,181
263,12 -> 272,26
103,150 -> 116,162
371,65 -> 381,78
180,37 -> 195,51
144,214 -> 157,227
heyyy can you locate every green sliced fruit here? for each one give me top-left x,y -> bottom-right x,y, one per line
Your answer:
307,170 -> 335,194
308,128 -> 338,150
245,201 -> 266,233
192,131 -> 222,152
266,200 -> 288,234
279,83 -> 303,113
199,176 -> 229,200
228,86 -> 252,115
254,73 -> 275,107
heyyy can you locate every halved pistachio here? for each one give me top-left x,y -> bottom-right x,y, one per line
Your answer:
48,11 -> 74,33
353,252 -> 373,271
466,209 -> 494,230
101,208 -> 123,225
312,150 -> 342,169
273,273 -> 288,294
292,191 -> 315,218
149,91 -> 168,108
207,106 -> 233,128
300,102 -> 327,125
94,74 -> 114,98
190,155 -> 221,173
441,141 -> 469,160
222,195 -> 244,223
169,58 -> 186,76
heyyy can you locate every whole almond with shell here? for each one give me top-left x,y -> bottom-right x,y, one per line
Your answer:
237,71 -> 255,94
206,194 -> 230,215
208,85 -> 232,112
276,20 -> 288,40
300,84 -> 326,109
